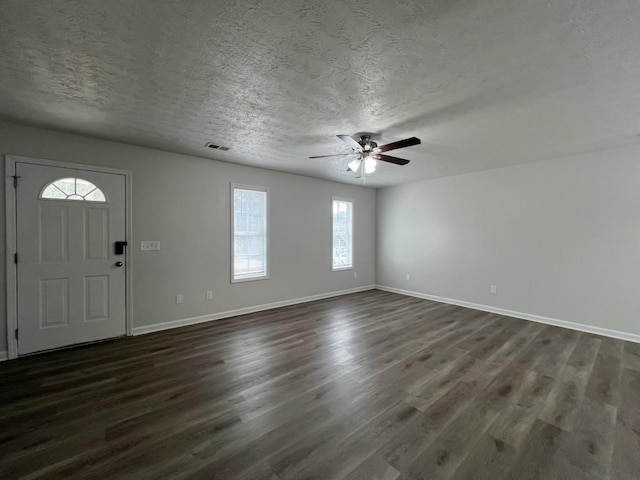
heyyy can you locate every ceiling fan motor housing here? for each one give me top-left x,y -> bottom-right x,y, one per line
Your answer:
358,135 -> 378,153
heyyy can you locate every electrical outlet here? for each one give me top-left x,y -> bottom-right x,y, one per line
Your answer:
353,272 -> 358,279
490,285 -> 497,294
141,241 -> 161,251
176,294 -> 184,304
206,290 -> 213,300
406,273 -> 411,281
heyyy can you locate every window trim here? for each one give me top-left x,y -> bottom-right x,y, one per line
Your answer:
331,196 -> 354,271
230,183 -> 269,283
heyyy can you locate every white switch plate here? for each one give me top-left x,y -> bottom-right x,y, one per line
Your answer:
353,272 -> 358,279
206,290 -> 213,300
176,294 -> 184,304
490,285 -> 497,294
141,241 -> 161,251
406,273 -> 411,281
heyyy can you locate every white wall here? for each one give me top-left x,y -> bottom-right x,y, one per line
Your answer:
377,145 -> 640,339
0,121 -> 376,354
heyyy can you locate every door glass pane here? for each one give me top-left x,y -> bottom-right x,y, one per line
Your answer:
40,178 -> 107,202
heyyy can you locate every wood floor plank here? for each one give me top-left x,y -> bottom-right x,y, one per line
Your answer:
403,397 -> 503,480
379,380 -> 483,473
552,397 -> 616,479
598,338 -> 624,359
611,418 -> 640,480
342,455 -> 401,480
403,353 -> 479,411
482,365 -> 537,405
449,433 -> 517,480
616,368 -> 640,433
0,290 -> 638,480
500,419 -> 565,480
585,348 -> 623,407
538,334 -> 600,431
488,379 -> 546,449
530,329 -> 582,378
516,371 -> 555,410
621,342 -> 640,371
271,399 -> 419,479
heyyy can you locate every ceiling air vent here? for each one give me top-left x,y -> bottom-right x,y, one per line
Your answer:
205,142 -> 230,151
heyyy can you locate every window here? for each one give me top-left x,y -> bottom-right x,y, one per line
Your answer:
332,198 -> 353,270
232,185 -> 268,282
40,177 -> 106,202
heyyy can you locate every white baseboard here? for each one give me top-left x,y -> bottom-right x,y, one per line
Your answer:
376,285 -> 640,344
132,285 -> 376,336
0,351 -> 8,362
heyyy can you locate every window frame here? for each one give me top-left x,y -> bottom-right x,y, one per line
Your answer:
331,196 -> 354,271
230,183 -> 269,283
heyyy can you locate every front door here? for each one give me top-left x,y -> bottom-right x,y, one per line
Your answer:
15,161 -> 127,355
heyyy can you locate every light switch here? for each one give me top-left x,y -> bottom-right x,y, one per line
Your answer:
141,241 -> 160,251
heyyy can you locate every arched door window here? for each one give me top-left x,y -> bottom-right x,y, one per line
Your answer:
40,177 -> 107,202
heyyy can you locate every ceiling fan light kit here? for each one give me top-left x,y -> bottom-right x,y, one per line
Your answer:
311,134 -> 421,177
347,157 -> 377,174
347,159 -> 361,172
364,157 -> 377,174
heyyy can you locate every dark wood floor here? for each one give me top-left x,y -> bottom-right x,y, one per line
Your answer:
1,290 -> 639,479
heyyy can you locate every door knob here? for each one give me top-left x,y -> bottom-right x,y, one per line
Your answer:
115,261 -> 124,267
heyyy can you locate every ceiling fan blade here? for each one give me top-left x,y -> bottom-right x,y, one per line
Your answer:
372,154 -> 410,166
337,134 -> 363,152
309,152 -> 358,159
376,136 -> 421,153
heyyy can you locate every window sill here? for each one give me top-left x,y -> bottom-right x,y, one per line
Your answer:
231,274 -> 270,284
331,266 -> 354,272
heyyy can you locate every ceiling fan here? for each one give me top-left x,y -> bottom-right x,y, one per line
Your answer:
309,134 -> 421,175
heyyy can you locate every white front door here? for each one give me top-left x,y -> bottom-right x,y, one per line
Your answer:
15,162 -> 128,355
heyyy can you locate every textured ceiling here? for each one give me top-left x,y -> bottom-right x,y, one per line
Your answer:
1,0 -> 640,187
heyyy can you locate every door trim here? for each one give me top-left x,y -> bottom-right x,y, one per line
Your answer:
5,155 -> 133,359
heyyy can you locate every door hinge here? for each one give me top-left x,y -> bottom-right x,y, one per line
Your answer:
15,329 -> 18,341
14,253 -> 17,264
12,175 -> 20,188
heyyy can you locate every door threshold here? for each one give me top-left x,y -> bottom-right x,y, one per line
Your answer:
18,335 -> 128,358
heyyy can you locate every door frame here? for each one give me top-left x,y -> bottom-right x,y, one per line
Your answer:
5,155 -> 133,359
